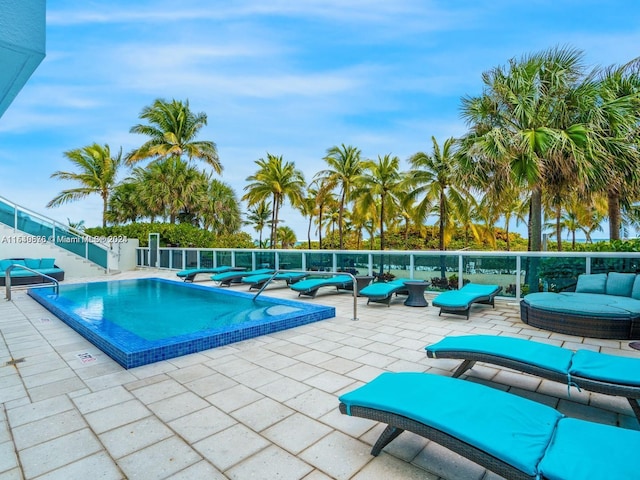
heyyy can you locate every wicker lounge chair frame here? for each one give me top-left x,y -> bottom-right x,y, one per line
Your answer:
338,403 -> 534,480
432,284 -> 502,318
426,336 -> 640,422
289,275 -> 353,298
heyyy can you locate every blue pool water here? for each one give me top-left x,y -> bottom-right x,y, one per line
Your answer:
28,278 -> 335,368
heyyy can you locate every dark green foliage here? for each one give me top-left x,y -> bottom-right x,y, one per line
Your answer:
85,222 -> 253,248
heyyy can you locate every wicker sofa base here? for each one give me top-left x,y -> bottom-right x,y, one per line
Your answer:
520,300 -> 640,340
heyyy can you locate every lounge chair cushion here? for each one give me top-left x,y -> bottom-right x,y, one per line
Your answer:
574,273 -> 607,294
632,275 -> 640,300
605,272 -> 636,297
538,418 -> 638,479
432,284 -> 500,308
0,259 -> 12,270
212,268 -> 272,282
340,372 -> 562,476
527,292 -> 634,318
569,349 -> 640,386
290,275 -> 352,291
427,335 -> 574,375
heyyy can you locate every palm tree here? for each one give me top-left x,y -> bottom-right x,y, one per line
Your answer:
243,154 -> 305,248
48,143 -> 123,227
199,179 -> 242,234
309,177 -> 335,249
127,98 -> 221,173
315,144 -> 363,249
353,154 -> 403,250
404,137 -> 468,251
245,200 -> 272,247
277,226 -> 297,249
298,187 -> 318,249
460,46 -> 598,252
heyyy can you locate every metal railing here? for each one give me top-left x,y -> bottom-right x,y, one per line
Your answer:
136,244 -> 640,300
5,264 -> 59,301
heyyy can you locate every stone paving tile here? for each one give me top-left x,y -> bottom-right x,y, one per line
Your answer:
99,415 -> 174,459
168,405 -> 237,444
352,453 -> 439,480
205,383 -> 264,412
285,388 -> 338,419
84,399 -> 152,434
166,460 -> 227,479
413,441 -> 486,480
226,444 -> 314,480
148,391 -> 210,422
19,428 -> 103,478
117,436 -> 202,479
257,375 -> 312,402
128,377 -> 188,404
182,372 -> 238,397
35,452 -> 123,480
0,440 -> 19,476
231,396 -> 295,432
194,423 -> 270,471
6,396 -> 74,428
299,430 -> 372,480
263,412 -> 333,455
11,409 -> 86,450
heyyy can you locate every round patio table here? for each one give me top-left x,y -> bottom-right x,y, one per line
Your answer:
403,281 -> 429,307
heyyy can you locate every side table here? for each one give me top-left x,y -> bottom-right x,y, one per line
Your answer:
403,281 -> 429,307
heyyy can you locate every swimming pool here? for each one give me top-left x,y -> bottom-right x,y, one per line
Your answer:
28,278 -> 335,368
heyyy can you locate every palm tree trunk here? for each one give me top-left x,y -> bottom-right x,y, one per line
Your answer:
530,187 -> 542,252
608,190 -> 621,240
555,206 -> 562,252
380,193 -> 385,250
307,216 -> 312,249
439,192 -> 446,251
338,191 -> 346,250
102,193 -> 108,228
318,208 -> 323,249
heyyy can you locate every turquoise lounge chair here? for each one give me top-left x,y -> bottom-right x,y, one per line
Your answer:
425,334 -> 640,422
211,268 -> 273,287
339,372 -> 639,479
176,266 -> 244,282
432,283 -> 502,318
241,272 -> 309,290
289,274 -> 353,298
358,278 -> 411,306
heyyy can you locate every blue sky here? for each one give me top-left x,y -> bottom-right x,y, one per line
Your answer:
1,0 -> 638,241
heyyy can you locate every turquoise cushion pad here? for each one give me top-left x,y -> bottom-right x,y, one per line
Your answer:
177,266 -> 234,277
426,335 -> 573,374
211,268 -> 272,281
340,372 -> 561,476
524,292 -> 640,317
575,273 -> 607,294
538,418 -> 639,479
427,334 -> 640,387
359,281 -> 408,297
242,272 -> 306,284
606,272 -> 636,297
290,275 -> 352,291
432,284 -> 500,308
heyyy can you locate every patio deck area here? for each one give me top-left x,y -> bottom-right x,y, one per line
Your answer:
1,269 -> 638,479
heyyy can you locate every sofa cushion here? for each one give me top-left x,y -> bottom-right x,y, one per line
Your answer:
0,259 -> 12,271
40,258 -> 56,269
606,272 -> 636,297
575,273 -> 607,294
632,276 -> 640,300
24,258 -> 41,269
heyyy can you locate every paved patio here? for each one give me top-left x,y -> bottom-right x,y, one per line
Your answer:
1,269 -> 638,479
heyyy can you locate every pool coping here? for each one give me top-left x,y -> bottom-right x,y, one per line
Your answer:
27,277 -> 336,368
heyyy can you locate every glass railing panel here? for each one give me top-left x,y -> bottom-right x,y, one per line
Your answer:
17,211 -> 53,237
305,252 -> 333,271
0,200 -> 15,227
590,256 -> 640,274
335,252 -> 370,276
184,250 -> 198,268
374,252 -> 412,280
277,251 -> 303,270
199,250 -> 215,268
170,250 -> 184,270
519,256 -> 587,295
234,251 -> 253,269
461,255 -> 518,296
255,251 -> 275,269
53,228 -> 86,257
87,243 -> 108,268
158,249 -> 170,268
215,251 -> 232,267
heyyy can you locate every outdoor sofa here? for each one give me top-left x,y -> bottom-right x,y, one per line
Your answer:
339,372 -> 638,479
520,272 -> 640,339
0,258 -> 64,286
425,334 -> 640,422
